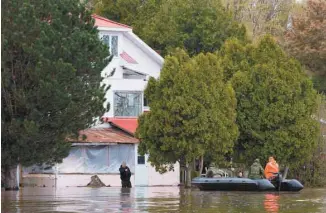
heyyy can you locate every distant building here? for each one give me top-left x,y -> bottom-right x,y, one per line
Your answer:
23,15 -> 179,187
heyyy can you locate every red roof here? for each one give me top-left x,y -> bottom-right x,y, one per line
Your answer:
76,128 -> 139,144
102,118 -> 138,135
92,14 -> 132,29
120,51 -> 138,64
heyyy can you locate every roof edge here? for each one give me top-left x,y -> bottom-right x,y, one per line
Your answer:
92,14 -> 132,29
123,32 -> 164,66
109,121 -> 135,136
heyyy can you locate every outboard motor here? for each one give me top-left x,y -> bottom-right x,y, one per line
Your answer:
270,172 -> 304,191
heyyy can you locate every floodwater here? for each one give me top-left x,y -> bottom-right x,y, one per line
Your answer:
1,187 -> 326,213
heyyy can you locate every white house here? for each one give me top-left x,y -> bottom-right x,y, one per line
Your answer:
22,15 -> 180,187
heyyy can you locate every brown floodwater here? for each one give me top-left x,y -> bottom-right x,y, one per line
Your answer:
1,187 -> 326,213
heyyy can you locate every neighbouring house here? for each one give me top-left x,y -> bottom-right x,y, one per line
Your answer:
22,15 -> 180,187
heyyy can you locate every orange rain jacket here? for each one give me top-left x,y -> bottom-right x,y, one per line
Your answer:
264,161 -> 279,180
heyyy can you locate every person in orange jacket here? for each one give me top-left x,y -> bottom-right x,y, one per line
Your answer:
264,156 -> 279,180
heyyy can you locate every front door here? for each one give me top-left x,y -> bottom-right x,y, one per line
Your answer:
135,145 -> 148,186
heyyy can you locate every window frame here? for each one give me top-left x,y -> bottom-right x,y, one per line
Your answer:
113,90 -> 144,118
100,33 -> 119,57
137,155 -> 146,165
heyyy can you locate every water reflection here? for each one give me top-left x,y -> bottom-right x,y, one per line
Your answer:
1,187 -> 326,213
120,188 -> 132,212
264,193 -> 280,213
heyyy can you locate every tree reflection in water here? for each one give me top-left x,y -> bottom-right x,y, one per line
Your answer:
264,193 -> 280,213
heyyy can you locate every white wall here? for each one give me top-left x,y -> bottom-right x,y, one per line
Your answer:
121,34 -> 161,78
99,30 -> 162,118
56,174 -> 134,187
102,78 -> 149,118
134,144 -> 180,186
23,174 -> 135,187
148,163 -> 180,186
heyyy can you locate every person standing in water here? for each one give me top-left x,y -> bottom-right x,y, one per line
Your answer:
119,162 -> 132,188
264,156 -> 279,180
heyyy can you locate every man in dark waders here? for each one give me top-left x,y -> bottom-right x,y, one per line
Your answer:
119,162 -> 132,188
248,158 -> 264,179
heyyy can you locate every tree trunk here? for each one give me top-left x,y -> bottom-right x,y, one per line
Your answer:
4,165 -> 19,191
199,156 -> 204,175
185,162 -> 192,188
179,158 -> 186,185
180,167 -> 185,185
193,158 -> 196,171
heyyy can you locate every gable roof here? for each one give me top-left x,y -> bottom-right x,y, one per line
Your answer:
92,14 -> 164,66
92,14 -> 132,29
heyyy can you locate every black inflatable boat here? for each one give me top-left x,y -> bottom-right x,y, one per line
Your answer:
191,176 -> 303,192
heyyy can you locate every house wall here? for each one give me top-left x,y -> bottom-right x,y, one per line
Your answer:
147,163 -> 180,186
102,78 -> 148,118
134,144 -> 180,186
99,30 -> 162,118
22,174 -> 134,187
121,33 -> 161,78
56,174 -> 134,187
23,144 -> 179,187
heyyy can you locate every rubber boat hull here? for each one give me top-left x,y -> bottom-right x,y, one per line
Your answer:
191,177 -> 303,192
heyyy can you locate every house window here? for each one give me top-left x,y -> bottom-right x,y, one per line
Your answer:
101,35 -> 118,57
111,36 -> 118,56
114,91 -> 142,117
138,156 -> 145,165
143,95 -> 150,112
143,97 -> 149,107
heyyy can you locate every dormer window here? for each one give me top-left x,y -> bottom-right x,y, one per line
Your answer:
101,35 -> 118,57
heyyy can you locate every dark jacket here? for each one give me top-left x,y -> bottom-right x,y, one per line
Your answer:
249,159 -> 264,179
119,166 -> 131,181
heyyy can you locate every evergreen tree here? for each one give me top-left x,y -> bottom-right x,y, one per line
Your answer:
136,49 -> 238,187
1,0 -> 110,190
140,0 -> 247,56
93,0 -> 246,57
93,0 -> 146,25
228,36 -> 319,167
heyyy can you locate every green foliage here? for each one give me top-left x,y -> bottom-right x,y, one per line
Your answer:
93,0 -> 246,56
1,0 -> 109,167
294,95 -> 326,187
140,0 -> 247,56
93,0 -> 144,25
227,36 -> 319,167
136,49 -> 238,173
218,38 -> 252,82
191,170 -> 200,179
93,0 -> 162,39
